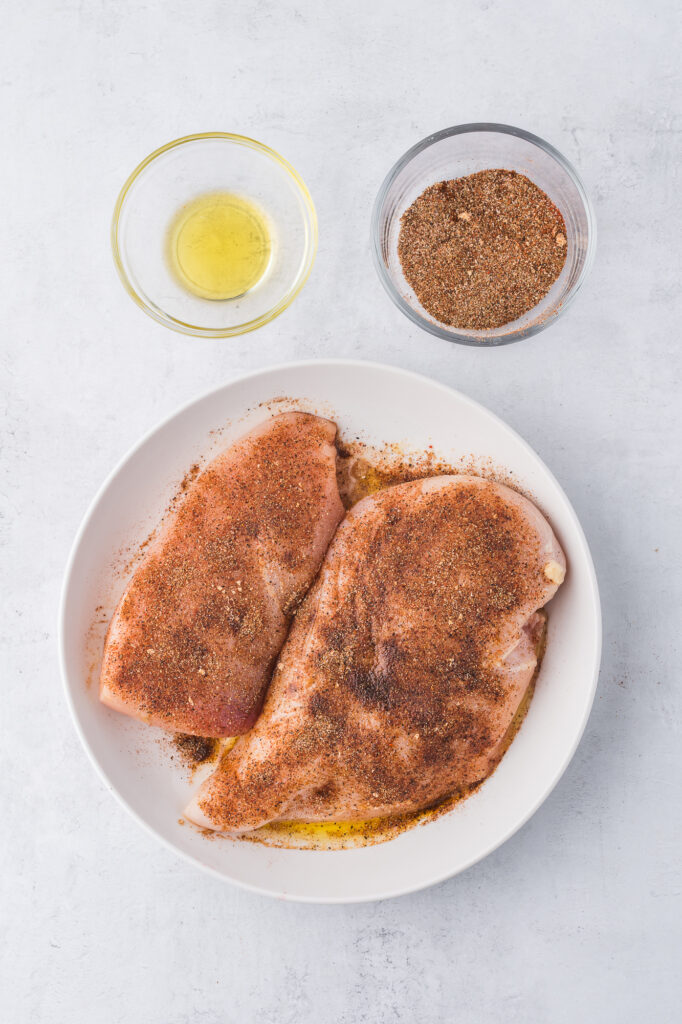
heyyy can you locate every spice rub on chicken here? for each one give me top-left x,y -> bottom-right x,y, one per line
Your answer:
99,413 -> 344,737
185,475 -> 566,832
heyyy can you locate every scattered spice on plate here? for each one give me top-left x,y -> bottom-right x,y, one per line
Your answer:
398,169 -> 567,330
173,733 -> 217,766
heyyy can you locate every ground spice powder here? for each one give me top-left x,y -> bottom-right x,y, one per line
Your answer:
398,169 -> 567,330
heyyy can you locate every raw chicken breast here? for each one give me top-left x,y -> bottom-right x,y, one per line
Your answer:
100,413 -> 344,737
186,475 -> 566,830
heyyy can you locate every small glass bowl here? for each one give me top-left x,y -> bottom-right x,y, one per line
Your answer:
112,133 -> 317,337
371,123 -> 596,346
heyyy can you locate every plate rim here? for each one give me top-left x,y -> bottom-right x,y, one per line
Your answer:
58,358 -> 602,903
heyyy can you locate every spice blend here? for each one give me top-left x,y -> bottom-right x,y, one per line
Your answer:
173,733 -> 218,766
398,169 -> 567,330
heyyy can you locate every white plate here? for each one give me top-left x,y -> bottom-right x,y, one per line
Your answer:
59,360 -> 601,903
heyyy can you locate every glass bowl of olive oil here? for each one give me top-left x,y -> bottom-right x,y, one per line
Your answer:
112,134 -> 317,337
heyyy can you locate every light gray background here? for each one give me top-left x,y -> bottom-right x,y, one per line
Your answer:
2,1 -> 680,1021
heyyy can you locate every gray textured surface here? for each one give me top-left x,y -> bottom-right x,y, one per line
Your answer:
2,1 -> 681,1021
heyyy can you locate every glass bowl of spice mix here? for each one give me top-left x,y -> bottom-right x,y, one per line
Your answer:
371,123 -> 596,345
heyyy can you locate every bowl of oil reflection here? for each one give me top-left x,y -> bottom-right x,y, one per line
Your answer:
112,134 -> 318,337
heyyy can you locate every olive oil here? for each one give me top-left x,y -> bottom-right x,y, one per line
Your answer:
167,192 -> 271,300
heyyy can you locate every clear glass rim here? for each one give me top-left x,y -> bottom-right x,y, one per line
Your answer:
370,122 -> 597,347
111,132 -> 318,338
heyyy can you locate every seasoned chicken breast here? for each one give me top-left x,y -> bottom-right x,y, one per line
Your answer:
186,475 -> 566,830
100,412 -> 344,736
